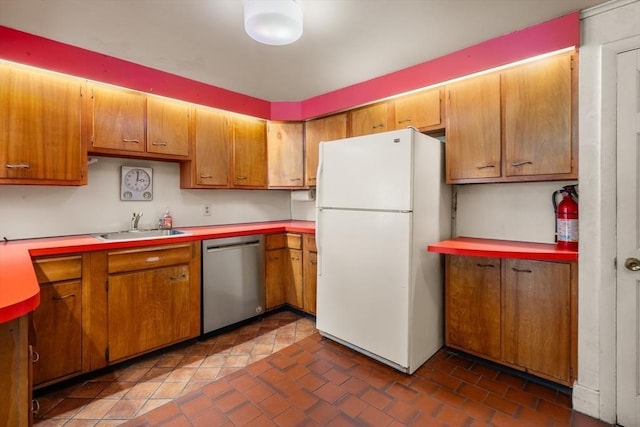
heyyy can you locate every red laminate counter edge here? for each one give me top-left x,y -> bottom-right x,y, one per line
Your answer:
427,237 -> 579,262
0,220 -> 315,324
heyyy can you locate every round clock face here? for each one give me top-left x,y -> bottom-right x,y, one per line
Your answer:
124,168 -> 151,192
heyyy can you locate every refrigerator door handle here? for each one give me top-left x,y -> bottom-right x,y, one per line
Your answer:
316,208 -> 322,276
315,143 -> 324,209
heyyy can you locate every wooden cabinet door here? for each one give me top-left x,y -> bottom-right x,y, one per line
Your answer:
32,281 -> 83,385
190,107 -> 230,187
0,62 -> 85,183
350,103 -> 388,137
304,113 -> 347,187
303,248 -> 317,315
265,249 -> 286,309
108,265 -> 191,362
503,53 -> 574,178
503,259 -> 572,383
232,116 -> 267,187
146,95 -> 190,157
393,89 -> 443,131
446,256 -> 501,360
445,73 -> 501,182
90,83 -> 146,153
286,249 -> 303,309
267,122 -> 304,188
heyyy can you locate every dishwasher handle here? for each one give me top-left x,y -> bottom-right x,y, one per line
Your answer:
206,240 -> 262,252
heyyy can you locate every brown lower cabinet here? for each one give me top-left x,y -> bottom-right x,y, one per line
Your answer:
265,233 -> 316,315
445,255 -> 577,386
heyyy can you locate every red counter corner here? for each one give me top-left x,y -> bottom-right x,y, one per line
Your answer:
427,236 -> 578,262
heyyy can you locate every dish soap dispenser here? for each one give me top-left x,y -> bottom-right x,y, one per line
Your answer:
161,208 -> 173,230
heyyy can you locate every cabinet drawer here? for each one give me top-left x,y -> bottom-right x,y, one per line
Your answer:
32,256 -> 82,283
266,233 -> 302,250
108,244 -> 192,274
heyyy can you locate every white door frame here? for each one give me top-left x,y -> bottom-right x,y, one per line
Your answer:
575,0 -> 640,422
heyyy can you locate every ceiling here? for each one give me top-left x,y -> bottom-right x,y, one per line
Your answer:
0,0 -> 609,102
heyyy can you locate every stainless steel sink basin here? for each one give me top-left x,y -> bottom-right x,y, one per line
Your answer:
93,229 -> 190,242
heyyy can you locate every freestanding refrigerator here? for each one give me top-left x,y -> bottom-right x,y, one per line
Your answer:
315,128 -> 450,374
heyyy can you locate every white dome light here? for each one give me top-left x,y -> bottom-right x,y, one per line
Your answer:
244,0 -> 303,46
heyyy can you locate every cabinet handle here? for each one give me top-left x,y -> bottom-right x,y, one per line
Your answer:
5,163 -> 30,169
292,256 -> 300,261
476,263 -> 496,268
290,178 -> 302,181
151,141 -> 168,147
32,350 -> 40,363
52,293 -> 76,300
310,260 -> 318,265
476,164 -> 495,169
236,176 -> 248,180
309,177 -> 316,182
511,268 -> 532,273
122,138 -> 140,143
372,123 -> 384,129
511,161 -> 533,167
146,256 -> 160,263
32,399 -> 40,415
170,273 -> 187,280
200,173 -> 213,178
397,118 -> 412,124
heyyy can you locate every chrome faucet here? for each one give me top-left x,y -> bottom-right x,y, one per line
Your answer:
130,212 -> 143,231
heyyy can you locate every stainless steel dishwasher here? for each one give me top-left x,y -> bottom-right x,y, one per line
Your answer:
202,235 -> 264,334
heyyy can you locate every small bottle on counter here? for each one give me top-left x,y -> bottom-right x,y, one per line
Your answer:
161,208 -> 173,230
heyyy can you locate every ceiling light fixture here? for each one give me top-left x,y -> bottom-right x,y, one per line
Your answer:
244,0 -> 303,46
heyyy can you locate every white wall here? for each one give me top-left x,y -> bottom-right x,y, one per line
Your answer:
454,181 -> 577,243
0,156 -> 291,240
575,0 -> 640,423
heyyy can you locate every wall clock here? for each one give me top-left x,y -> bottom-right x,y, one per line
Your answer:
121,166 -> 153,201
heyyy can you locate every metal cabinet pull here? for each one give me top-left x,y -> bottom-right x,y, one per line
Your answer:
151,141 -> 168,147
476,263 -> 496,268
511,161 -> 533,167
146,256 -> 160,263
397,118 -> 412,124
476,164 -> 495,169
372,123 -> 384,129
32,350 -> 40,363
236,176 -> 248,180
310,260 -> 318,265
32,399 -> 40,415
122,138 -> 140,143
290,178 -> 302,181
200,173 -> 213,178
170,273 -> 187,281
52,293 -> 76,300
511,268 -> 532,273
6,163 -> 30,169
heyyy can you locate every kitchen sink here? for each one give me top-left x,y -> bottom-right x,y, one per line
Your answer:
93,229 -> 190,242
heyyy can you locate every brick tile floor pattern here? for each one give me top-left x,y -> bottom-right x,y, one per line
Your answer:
33,311 -> 611,427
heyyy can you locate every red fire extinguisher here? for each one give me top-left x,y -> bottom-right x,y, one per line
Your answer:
552,185 -> 579,251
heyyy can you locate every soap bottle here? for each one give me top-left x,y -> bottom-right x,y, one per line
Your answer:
161,208 -> 173,230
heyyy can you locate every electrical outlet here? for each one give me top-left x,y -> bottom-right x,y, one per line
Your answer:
202,204 -> 212,216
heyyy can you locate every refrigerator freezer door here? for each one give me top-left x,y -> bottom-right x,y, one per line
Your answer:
316,208 -> 411,367
317,129 -> 414,211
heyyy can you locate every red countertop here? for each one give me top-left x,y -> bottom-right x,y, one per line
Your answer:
0,220 -> 315,324
427,237 -> 578,262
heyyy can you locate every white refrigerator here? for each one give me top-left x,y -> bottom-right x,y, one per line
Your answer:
315,128 -> 450,374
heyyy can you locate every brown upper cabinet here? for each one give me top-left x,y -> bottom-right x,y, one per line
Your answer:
350,102 -> 389,137
267,122 -> 304,188
446,51 -> 577,183
88,83 -> 190,160
304,113 -> 347,187
231,114 -> 267,188
392,88 -> 444,132
180,108 -> 267,189
180,106 -> 230,188
0,61 -> 86,185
